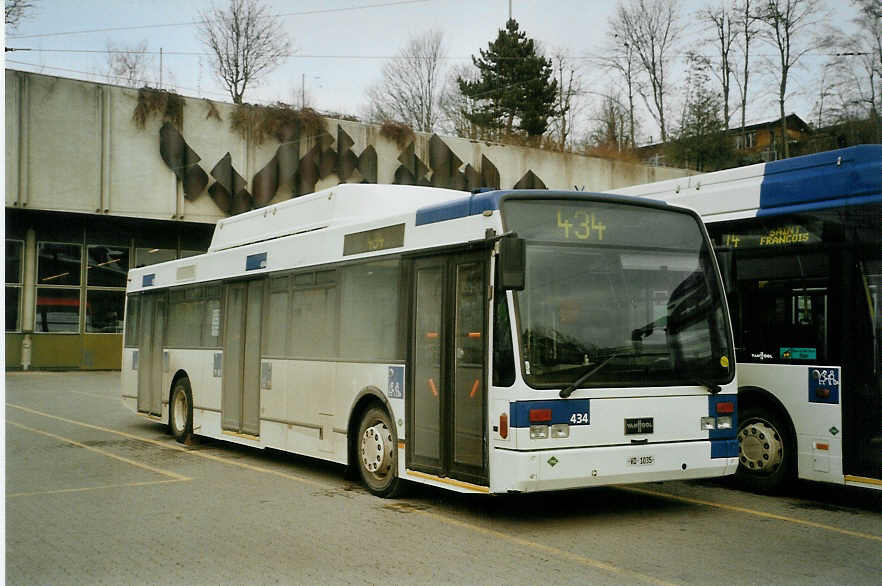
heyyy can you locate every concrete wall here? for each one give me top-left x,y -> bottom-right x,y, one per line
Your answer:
5,69 -> 689,225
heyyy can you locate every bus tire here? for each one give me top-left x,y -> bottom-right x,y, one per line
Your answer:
169,377 -> 194,445
357,406 -> 402,498
735,405 -> 792,494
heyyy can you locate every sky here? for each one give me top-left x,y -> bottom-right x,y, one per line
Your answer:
3,0 -> 859,144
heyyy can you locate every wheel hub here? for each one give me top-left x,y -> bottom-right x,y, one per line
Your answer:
738,420 -> 783,473
173,391 -> 187,433
361,422 -> 393,476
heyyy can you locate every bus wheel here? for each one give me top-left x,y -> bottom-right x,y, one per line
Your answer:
357,406 -> 402,498
169,378 -> 193,445
736,406 -> 791,493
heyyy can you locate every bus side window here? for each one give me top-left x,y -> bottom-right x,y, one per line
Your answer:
291,271 -> 338,359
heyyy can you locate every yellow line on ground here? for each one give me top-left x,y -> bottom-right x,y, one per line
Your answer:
616,485 -> 882,543
7,403 -> 331,489
7,479 -> 189,498
7,419 -> 191,481
6,386 -> 118,401
408,506 -> 677,586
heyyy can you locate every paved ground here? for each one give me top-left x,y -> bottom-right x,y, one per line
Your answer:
5,371 -> 882,585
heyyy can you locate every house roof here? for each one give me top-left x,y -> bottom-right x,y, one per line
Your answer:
727,113 -> 810,134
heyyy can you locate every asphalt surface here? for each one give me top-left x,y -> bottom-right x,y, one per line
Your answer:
5,371 -> 882,585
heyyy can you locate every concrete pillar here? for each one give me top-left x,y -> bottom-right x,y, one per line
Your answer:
21,228 -> 37,370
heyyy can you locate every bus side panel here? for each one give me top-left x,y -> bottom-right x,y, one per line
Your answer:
255,359 -> 398,465
121,347 -> 138,411
166,348 -> 222,435
738,363 -> 844,484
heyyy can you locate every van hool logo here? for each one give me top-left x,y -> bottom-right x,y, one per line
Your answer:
751,352 -> 774,360
624,417 -> 654,435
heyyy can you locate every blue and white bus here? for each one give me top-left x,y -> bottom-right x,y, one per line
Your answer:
612,145 -> 882,492
122,183 -> 738,497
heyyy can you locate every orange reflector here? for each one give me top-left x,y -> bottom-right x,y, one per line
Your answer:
428,378 -> 438,397
815,442 -> 829,451
469,379 -> 480,398
529,408 -> 552,423
467,332 -> 482,338
499,413 -> 509,439
425,332 -> 439,339
716,401 -> 735,414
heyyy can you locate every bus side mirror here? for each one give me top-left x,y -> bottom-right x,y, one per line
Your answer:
498,236 -> 526,291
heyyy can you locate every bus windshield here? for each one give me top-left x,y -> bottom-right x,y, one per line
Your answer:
503,198 -> 734,389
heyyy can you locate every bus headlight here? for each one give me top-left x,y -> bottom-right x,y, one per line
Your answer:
530,425 -> 549,439
716,415 -> 733,430
701,416 -> 716,431
550,423 -> 569,438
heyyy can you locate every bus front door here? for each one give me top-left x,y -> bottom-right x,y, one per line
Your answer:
136,292 -> 166,417
408,252 -> 488,487
221,279 -> 264,436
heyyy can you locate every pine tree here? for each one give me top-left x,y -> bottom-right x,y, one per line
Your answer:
457,19 -> 558,138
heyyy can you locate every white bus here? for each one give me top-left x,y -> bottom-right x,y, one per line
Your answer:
122,183 -> 738,497
612,145 -> 882,492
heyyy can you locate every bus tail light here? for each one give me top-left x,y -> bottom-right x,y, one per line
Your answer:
701,416 -> 716,431
716,415 -> 733,429
499,413 -> 508,439
716,401 -> 735,414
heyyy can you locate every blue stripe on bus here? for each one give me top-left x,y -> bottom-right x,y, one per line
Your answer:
756,193 -> 882,217
758,145 -> 882,216
711,438 -> 739,459
415,191 -> 506,226
509,399 -> 590,427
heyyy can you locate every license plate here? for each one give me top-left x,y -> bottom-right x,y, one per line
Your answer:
624,417 -> 654,435
627,455 -> 655,466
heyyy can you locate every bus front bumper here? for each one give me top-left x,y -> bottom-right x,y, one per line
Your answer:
490,440 -> 738,494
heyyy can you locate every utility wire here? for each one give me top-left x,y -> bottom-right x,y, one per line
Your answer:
6,46 -> 865,61
7,0 -> 430,39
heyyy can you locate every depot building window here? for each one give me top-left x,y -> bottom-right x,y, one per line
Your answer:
36,242 -> 82,333
85,244 -> 129,333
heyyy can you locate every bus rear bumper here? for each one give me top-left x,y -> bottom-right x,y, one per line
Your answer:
490,441 -> 738,494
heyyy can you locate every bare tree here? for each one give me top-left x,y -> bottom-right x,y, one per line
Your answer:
757,0 -> 827,158
103,40 -> 154,88
733,0 -> 760,138
699,3 -> 737,129
439,63 -> 481,138
831,0 -> 881,140
198,0 -> 291,104
586,90 -> 635,152
593,32 -> 640,148
549,49 -> 584,150
609,0 -> 682,142
5,0 -> 37,30
366,30 -> 446,132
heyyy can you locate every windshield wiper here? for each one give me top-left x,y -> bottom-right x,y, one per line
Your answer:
559,352 -> 620,398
